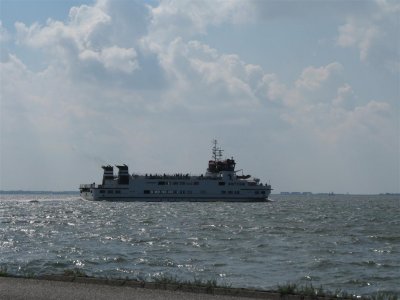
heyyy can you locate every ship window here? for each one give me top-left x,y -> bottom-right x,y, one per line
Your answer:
218,182 -> 225,186
194,182 -> 199,185
100,190 -> 105,194
255,191 -> 259,194
108,190 -> 113,194
158,181 -> 165,185
221,191 -> 226,194
144,190 -> 150,194
115,190 -> 121,194
228,191 -> 233,194
261,191 -> 266,194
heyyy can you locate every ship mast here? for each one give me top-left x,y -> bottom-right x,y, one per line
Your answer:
212,139 -> 223,162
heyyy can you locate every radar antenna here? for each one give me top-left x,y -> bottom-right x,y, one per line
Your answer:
212,139 -> 223,162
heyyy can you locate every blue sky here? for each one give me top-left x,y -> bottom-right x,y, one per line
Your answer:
0,0 -> 399,193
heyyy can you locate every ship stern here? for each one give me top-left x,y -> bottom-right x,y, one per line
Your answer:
79,184 -> 95,201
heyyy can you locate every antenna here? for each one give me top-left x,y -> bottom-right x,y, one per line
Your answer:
212,139 -> 223,162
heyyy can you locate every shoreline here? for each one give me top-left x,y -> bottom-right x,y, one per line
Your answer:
0,274 -> 338,300
1,273 -> 397,300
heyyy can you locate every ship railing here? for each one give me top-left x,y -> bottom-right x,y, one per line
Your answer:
79,183 -> 95,189
131,173 -> 221,180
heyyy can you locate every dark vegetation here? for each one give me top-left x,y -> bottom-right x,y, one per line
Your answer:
0,267 -> 397,300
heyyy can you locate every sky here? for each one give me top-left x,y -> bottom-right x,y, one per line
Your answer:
0,0 -> 399,194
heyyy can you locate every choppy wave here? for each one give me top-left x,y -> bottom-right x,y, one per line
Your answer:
0,194 -> 399,295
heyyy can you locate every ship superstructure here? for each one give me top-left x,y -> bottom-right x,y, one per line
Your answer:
79,140 -> 272,202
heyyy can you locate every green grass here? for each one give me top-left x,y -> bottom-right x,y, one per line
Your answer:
276,283 -> 399,300
0,266 -> 9,277
0,268 -> 398,299
277,282 -> 353,298
297,283 -> 326,297
277,282 -> 298,295
368,292 -> 398,300
63,268 -> 88,277
152,274 -> 221,293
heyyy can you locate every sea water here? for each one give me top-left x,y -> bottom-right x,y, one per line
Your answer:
0,193 -> 399,296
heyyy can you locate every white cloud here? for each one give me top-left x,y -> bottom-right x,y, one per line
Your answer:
252,62 -> 395,149
295,62 -> 342,90
148,0 -> 252,40
14,3 -> 139,74
333,83 -> 353,106
323,100 -> 394,145
259,74 -> 286,102
68,4 -> 111,37
79,46 -> 138,73
15,4 -> 111,49
140,37 -> 270,110
1,0 -> 398,193
337,17 -> 379,61
336,1 -> 399,70
376,0 -> 400,15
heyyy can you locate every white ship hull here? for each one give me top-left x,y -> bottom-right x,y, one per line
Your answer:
79,141 -> 272,202
80,174 -> 271,202
80,194 -> 270,202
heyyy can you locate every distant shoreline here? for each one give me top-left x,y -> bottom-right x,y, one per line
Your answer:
0,190 -> 79,194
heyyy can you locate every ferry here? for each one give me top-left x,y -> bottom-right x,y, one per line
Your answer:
79,140 -> 272,202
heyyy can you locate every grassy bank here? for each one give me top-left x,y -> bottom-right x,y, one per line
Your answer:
0,267 -> 397,300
